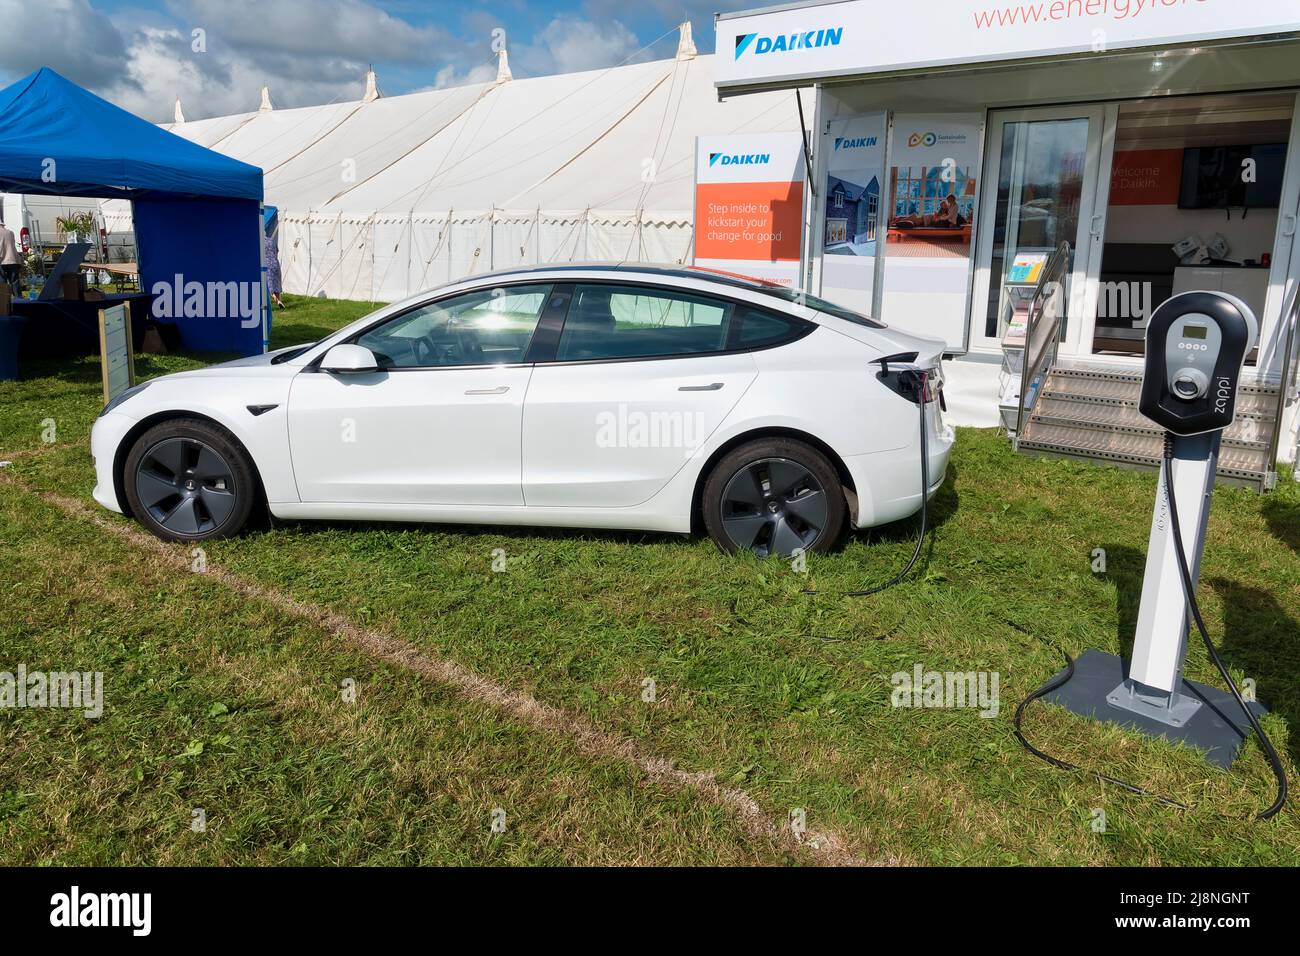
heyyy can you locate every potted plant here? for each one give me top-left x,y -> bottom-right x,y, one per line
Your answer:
56,211 -> 98,246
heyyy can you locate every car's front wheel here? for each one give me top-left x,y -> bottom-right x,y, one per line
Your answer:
702,437 -> 846,558
123,418 -> 258,543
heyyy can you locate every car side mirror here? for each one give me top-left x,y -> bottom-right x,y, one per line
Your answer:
320,344 -> 379,373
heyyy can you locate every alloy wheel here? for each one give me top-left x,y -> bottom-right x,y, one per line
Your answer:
135,437 -> 237,536
719,457 -> 828,557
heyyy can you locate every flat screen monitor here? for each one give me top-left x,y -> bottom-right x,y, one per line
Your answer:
1179,143 -> 1286,210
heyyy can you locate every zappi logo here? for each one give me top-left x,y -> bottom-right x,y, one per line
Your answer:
834,136 -> 877,151
709,152 -> 771,167
734,26 -> 843,59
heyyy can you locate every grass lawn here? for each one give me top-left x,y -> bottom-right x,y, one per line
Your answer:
1,292 -> 1298,865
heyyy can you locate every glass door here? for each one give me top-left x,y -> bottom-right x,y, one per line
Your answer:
969,105 -> 1111,354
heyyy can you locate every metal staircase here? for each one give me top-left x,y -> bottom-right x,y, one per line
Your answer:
1005,243 -> 1298,493
1017,363 -> 1280,489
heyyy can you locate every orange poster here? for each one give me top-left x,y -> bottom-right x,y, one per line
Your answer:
1109,149 -> 1183,206
694,180 -> 804,262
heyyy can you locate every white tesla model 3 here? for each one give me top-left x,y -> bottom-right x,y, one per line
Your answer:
92,266 -> 954,557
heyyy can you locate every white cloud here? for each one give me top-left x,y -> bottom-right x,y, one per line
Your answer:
523,16 -> 645,75
425,60 -> 498,93
110,26 -> 367,122
0,1 -> 680,123
169,0 -> 451,63
0,0 -> 131,90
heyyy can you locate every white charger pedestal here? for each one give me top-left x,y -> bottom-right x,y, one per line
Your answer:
1106,433 -> 1217,728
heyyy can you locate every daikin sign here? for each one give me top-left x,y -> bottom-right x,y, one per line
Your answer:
733,26 -> 844,59
714,0 -> 1300,89
709,151 -> 773,167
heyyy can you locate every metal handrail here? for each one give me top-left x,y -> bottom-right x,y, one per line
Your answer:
1013,241 -> 1072,445
1266,281 -> 1300,485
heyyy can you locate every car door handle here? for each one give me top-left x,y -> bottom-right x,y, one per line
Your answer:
464,386 -> 509,395
678,383 -> 724,392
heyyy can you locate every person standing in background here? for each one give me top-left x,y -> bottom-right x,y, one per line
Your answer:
0,218 -> 20,294
265,226 -> 284,309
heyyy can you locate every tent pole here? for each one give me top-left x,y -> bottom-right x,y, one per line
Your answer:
259,204 -> 269,353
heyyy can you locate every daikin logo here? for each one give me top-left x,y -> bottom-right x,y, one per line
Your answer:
709,152 -> 771,167
734,26 -> 843,59
834,136 -> 877,151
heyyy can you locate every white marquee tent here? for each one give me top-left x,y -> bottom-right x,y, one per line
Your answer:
106,26 -> 805,302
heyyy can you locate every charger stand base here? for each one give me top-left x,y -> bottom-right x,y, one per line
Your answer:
1037,650 -> 1264,770
1106,678 -> 1202,728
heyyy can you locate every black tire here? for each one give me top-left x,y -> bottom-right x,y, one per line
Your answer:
123,418 -> 258,543
702,437 -> 846,558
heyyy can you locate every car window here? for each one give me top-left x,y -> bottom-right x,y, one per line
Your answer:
557,285 -> 733,361
355,284 -> 551,368
733,306 -> 807,349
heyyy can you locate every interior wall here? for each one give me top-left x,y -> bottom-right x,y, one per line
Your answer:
1104,90 -> 1293,261
1105,206 -> 1278,259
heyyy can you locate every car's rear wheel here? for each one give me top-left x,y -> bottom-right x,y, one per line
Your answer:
123,419 -> 257,543
702,438 -> 846,557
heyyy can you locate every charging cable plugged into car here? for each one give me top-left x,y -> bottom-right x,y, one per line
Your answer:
803,351 -> 936,599
1015,291 -> 1288,820
845,352 -> 934,597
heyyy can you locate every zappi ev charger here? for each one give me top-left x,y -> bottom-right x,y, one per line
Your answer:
1033,292 -> 1270,769
1139,291 -> 1256,437
1114,293 -> 1257,730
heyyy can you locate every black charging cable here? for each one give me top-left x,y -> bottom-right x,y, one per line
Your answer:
803,369 -> 932,598
842,371 -> 931,597
1161,434 -> 1288,820
1013,649 -> 1191,810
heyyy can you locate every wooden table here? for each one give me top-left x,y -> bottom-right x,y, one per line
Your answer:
82,261 -> 141,293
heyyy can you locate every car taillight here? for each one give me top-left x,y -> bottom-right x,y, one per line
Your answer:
921,371 -> 939,404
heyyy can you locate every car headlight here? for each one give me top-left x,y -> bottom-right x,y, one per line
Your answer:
99,381 -> 152,418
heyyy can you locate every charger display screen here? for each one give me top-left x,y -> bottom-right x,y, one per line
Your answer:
1184,325 -> 1208,340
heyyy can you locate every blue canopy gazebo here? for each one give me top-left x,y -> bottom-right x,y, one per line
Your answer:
0,68 -> 268,356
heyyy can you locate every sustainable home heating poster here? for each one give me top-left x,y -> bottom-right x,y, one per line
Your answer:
820,112 -> 886,314
694,132 -> 805,287
880,113 -> 983,350
886,115 -> 981,260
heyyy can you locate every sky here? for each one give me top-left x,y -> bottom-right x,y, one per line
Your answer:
0,0 -> 756,122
